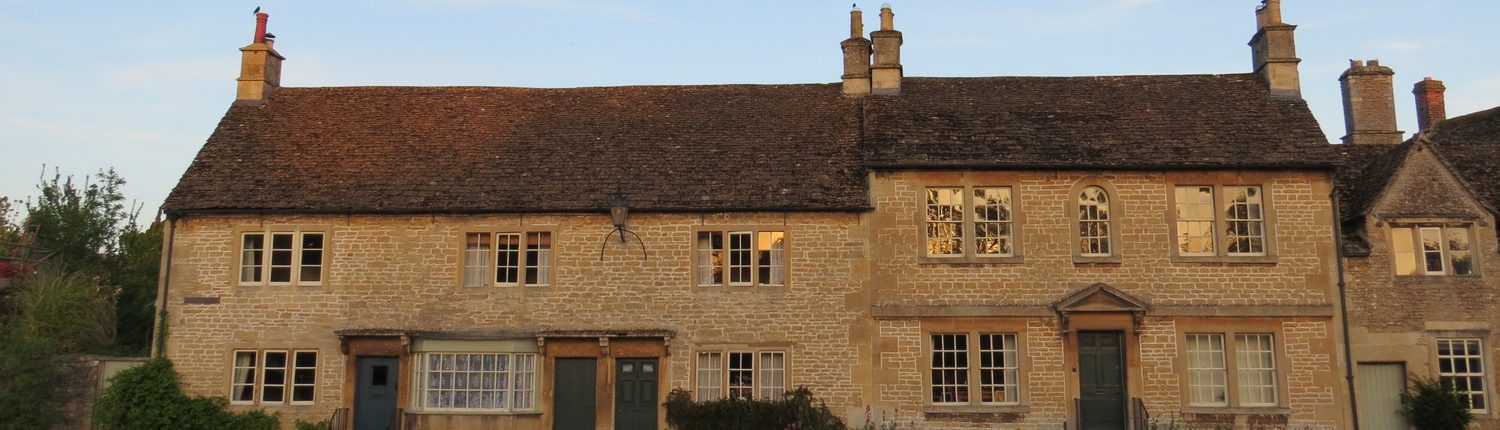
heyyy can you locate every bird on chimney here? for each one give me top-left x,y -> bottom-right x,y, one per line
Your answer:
253,6 -> 261,14
263,32 -> 276,40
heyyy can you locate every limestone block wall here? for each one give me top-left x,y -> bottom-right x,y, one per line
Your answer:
159,212 -> 872,427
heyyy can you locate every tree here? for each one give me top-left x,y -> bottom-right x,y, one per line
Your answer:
106,221 -> 162,353
24,168 -> 130,271
1402,375 -> 1474,430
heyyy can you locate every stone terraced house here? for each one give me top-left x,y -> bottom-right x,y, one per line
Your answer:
155,2 -> 1495,430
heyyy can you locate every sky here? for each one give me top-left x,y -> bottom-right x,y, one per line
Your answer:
2,0 -> 1497,224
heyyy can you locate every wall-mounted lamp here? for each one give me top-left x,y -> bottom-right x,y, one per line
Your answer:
599,190 -> 648,260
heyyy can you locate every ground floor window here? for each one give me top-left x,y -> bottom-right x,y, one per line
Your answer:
1437,338 -> 1488,412
1185,333 -> 1279,407
928,332 -> 1020,406
695,350 -> 787,401
230,349 -> 318,405
413,352 -> 538,411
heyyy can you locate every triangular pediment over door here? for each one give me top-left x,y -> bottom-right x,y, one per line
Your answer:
1052,283 -> 1150,333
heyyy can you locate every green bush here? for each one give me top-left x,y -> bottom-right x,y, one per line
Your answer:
0,332 -> 62,429
664,387 -> 846,430
93,357 -> 280,430
1401,375 -> 1473,430
294,419 -> 331,430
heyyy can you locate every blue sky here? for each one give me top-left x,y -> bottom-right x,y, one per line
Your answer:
2,1 -> 1497,222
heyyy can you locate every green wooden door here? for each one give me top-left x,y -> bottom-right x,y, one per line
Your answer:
1078,332 -> 1126,430
1358,363 -> 1408,430
614,358 -> 660,430
553,358 -> 597,430
354,357 -> 399,430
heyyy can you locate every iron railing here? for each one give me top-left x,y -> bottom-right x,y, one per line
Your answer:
327,407 -> 349,430
1131,397 -> 1151,430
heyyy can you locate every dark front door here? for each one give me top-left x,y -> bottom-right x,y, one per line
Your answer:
553,358 -> 597,430
354,356 -> 399,430
1078,331 -> 1126,430
614,358 -> 659,430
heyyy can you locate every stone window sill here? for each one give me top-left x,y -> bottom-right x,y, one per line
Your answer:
1168,255 -> 1278,265
917,255 -> 1026,265
1179,405 -> 1292,415
923,404 -> 1030,415
1073,255 -> 1123,265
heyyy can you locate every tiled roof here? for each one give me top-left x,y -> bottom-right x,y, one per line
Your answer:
1331,141 -> 1411,222
1425,106 -> 1500,213
863,75 -> 1332,169
164,75 -> 1335,214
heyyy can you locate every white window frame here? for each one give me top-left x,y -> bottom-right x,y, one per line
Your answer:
1436,338 -> 1489,412
412,352 -> 540,413
927,332 -> 1022,406
1172,185 -> 1271,258
461,231 -> 554,287
1390,224 -> 1478,277
1077,186 -> 1112,257
694,229 -> 788,288
922,186 -> 1016,260
237,231 -> 326,286
229,349 -> 318,406
694,349 -> 789,401
1185,332 -> 1282,408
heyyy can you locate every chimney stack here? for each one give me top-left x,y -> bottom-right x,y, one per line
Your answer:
869,3 -> 903,95
1413,77 -> 1447,132
1248,0 -> 1301,98
237,12 -> 285,105
840,7 -> 872,96
1339,60 -> 1403,145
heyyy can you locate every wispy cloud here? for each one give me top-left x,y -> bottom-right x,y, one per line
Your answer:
400,0 -> 660,22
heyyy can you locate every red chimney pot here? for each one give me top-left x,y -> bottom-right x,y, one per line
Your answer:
254,12 -> 269,44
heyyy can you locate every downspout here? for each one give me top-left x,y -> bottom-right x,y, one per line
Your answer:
150,216 -> 179,358
1332,194 -> 1361,430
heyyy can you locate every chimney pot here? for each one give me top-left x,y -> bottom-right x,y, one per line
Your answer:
1413,77 -> 1447,132
869,3 -> 902,95
237,12 -> 285,104
840,7 -> 872,96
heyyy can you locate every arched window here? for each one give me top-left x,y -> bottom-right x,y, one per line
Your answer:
1078,186 -> 1111,256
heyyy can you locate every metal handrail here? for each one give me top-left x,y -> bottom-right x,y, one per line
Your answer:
327,407 -> 349,430
1131,397 -> 1150,430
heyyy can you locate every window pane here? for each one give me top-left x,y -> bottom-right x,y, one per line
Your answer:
525,232 -> 551,286
1176,186 -> 1216,255
1447,228 -> 1473,275
1186,334 -> 1228,406
697,232 -> 725,286
513,354 -> 536,409
1420,227 -> 1445,275
262,351 -> 288,403
1078,186 -> 1111,256
758,352 -> 786,399
269,234 -> 294,283
930,334 -> 970,404
1437,339 -> 1488,411
974,187 -> 1014,256
299,233 -> 323,283
240,234 -> 265,283
1235,334 -> 1277,406
1224,186 -> 1266,256
728,232 -> 753,285
464,233 -> 492,287
1392,228 -> 1417,276
291,351 -> 318,403
495,233 -> 521,285
696,352 -> 724,401
926,188 -> 965,256
728,352 -> 754,400
756,232 -> 786,286
417,352 -> 514,411
978,334 -> 1019,405
231,351 -> 257,402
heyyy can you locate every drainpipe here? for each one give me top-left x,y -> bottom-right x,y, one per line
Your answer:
1332,195 -> 1361,430
151,216 -> 179,358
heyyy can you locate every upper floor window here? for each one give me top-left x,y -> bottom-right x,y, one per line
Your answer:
1185,333 -> 1279,407
695,350 -> 787,401
1078,186 -> 1112,257
929,332 -> 1020,406
925,186 -> 1014,259
1173,185 -> 1268,258
240,232 -> 324,286
463,231 -> 552,287
1436,338 -> 1488,412
1391,225 -> 1475,276
231,349 -> 318,405
696,230 -> 785,287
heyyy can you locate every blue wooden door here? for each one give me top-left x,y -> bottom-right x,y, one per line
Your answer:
354,357 -> 399,430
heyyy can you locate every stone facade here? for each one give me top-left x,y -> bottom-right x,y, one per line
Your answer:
1344,147 -> 1500,429
159,169 -> 1358,429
